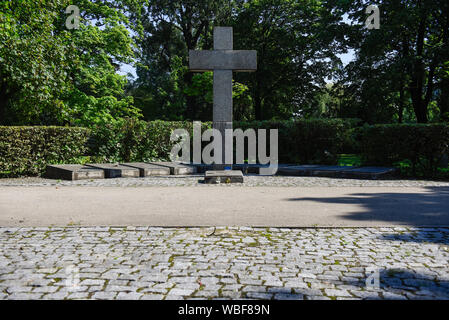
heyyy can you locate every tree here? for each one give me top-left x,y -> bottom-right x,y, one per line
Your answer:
231,0 -> 347,120
0,0 -> 141,126
130,0 -> 233,121
130,0 -> 347,121
0,0 -> 74,124
336,0 -> 449,123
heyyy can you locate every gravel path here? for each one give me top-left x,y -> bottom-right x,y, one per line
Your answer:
1,175 -> 449,187
0,226 -> 448,300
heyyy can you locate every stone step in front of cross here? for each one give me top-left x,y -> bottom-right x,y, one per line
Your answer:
204,170 -> 244,184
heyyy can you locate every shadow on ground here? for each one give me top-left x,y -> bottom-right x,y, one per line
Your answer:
249,269 -> 449,300
286,186 -> 449,228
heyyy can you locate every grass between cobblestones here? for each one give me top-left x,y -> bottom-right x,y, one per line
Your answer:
0,226 -> 448,300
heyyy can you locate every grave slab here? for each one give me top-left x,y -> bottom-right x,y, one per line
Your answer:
44,164 -> 105,181
277,165 -> 397,179
150,162 -> 197,175
342,167 -> 398,179
121,163 -> 170,177
311,165 -> 359,177
204,170 -> 244,184
86,164 -> 139,178
227,164 -> 293,175
276,165 -> 324,176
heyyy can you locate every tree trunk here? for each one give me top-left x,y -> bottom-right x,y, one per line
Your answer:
440,3 -> 449,121
408,10 -> 429,123
254,84 -> 262,120
440,78 -> 449,122
183,71 -> 196,120
398,84 -> 404,124
0,79 -> 11,125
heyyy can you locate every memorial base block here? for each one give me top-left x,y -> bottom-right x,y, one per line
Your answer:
204,170 -> 244,184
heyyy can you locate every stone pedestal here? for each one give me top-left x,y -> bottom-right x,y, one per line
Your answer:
204,170 -> 244,184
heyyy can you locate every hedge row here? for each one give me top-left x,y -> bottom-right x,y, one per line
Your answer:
0,126 -> 90,177
357,124 -> 449,177
89,118 -> 357,165
234,119 -> 357,164
88,119 -> 212,163
1,121 -> 448,178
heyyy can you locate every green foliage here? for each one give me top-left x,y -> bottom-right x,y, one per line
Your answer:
3,121 -> 449,179
358,124 -> 449,177
91,118 -> 357,165
0,126 -> 90,177
337,154 -> 362,167
232,0 -> 345,120
129,0 -> 345,121
335,0 -> 449,124
234,119 -> 356,164
0,0 -> 75,124
88,119 -> 212,163
184,72 -> 254,121
0,0 -> 141,126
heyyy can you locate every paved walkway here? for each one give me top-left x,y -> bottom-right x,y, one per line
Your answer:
1,226 -> 448,300
1,186 -> 448,227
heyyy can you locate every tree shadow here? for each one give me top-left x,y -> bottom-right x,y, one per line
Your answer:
286,186 -> 449,231
248,269 -> 449,300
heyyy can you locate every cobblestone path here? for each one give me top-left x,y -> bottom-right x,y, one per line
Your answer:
1,227 -> 448,300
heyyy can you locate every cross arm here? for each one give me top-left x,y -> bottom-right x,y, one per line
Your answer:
189,50 -> 257,72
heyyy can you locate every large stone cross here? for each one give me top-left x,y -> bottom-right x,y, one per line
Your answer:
189,27 -> 257,169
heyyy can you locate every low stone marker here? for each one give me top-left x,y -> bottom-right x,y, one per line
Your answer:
121,162 -> 170,177
150,162 -> 197,175
86,163 -> 139,178
45,164 -> 104,181
204,170 -> 243,184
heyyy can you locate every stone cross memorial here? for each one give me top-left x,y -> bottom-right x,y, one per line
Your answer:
189,27 -> 257,181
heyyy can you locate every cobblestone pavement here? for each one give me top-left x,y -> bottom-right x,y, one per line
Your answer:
0,226 -> 448,300
1,176 -> 449,187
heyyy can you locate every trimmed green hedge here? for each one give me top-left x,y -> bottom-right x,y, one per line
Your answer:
0,126 -> 90,177
358,124 -> 449,177
0,119 -> 360,176
4,121 -> 446,178
235,119 -> 356,164
88,119 -> 213,163
89,118 -> 356,165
